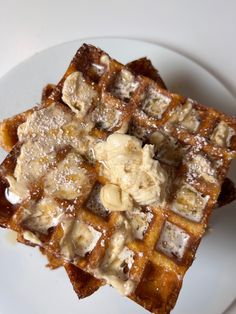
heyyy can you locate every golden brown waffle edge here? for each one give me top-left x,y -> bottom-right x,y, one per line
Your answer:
0,44 -> 235,314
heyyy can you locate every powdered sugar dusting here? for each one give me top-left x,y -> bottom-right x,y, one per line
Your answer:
186,154 -> 217,184
44,151 -> 90,200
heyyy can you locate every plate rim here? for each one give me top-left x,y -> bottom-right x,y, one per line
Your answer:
0,36 -> 235,314
0,36 -> 235,102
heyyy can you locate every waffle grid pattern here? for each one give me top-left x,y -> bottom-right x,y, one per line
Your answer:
0,44 -> 235,314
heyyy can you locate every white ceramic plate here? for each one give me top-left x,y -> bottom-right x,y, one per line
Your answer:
0,38 -> 235,314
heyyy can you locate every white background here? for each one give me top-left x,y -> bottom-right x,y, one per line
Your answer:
0,0 -> 235,313
0,0 -> 236,98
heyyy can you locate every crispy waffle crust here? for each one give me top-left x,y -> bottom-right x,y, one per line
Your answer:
0,44 -> 236,314
1,60 -> 235,303
126,58 -> 167,90
0,58 -> 171,299
1,65 -> 234,209
0,58 -> 166,152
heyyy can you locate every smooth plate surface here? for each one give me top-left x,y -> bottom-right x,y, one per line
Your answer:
0,38 -> 235,314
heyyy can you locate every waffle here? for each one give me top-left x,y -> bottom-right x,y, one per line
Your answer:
0,57 -> 170,299
0,57 -> 166,152
0,44 -> 236,314
1,59 -> 235,303
1,63 -> 234,209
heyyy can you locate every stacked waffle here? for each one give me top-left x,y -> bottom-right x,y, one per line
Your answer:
0,44 -> 235,314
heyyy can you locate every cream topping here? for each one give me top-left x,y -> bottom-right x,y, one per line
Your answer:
6,175 -> 29,200
100,54 -> 110,67
111,69 -> 139,101
93,216 -> 136,296
94,133 -> 168,206
44,152 -> 90,200
9,104 -> 72,201
23,231 -> 42,245
210,121 -> 235,148
6,103 -> 99,237
168,100 -> 200,132
115,120 -> 129,134
60,219 -> 101,260
100,183 -> 133,212
5,187 -> 21,204
142,87 -> 171,119
93,105 -> 122,131
172,184 -> 209,222
125,208 -> 153,240
62,71 -> 98,118
7,104 -> 96,203
22,198 -> 64,234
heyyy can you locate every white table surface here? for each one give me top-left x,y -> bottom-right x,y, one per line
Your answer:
0,1 -> 235,313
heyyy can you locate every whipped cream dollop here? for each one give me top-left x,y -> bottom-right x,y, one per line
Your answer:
100,183 -> 133,212
94,133 -> 168,206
